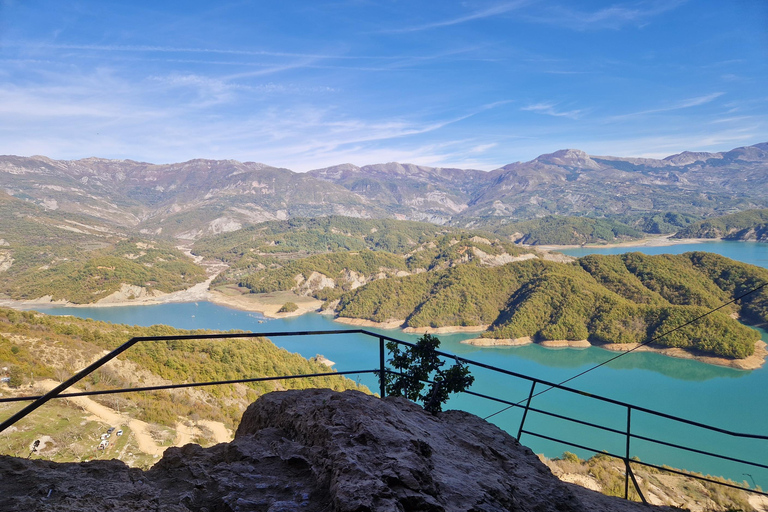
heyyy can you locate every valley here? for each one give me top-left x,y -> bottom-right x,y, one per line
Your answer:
2,143 -> 768,508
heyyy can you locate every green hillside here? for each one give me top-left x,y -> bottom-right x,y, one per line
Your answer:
673,209 -> 768,241
480,215 -> 645,245
0,193 -> 208,303
196,216 -> 532,293
0,308 -> 365,428
334,253 -> 766,359
456,212 -> 700,245
0,238 -> 207,303
230,233 -> 531,304
192,216 -> 457,262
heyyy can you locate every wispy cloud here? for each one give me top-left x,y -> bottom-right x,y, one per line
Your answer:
0,61 -> 517,171
610,92 -> 724,119
8,42 -> 352,61
579,127 -> 762,161
9,41 -> 479,64
709,115 -> 754,125
470,143 -> 498,153
521,102 -> 583,119
524,0 -> 688,30
382,1 -> 528,33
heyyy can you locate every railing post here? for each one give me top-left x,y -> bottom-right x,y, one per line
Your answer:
625,407 -> 631,499
517,381 -> 536,441
379,337 -> 386,398
625,406 -> 647,504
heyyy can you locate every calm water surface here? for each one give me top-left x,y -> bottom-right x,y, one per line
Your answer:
38,240 -> 768,487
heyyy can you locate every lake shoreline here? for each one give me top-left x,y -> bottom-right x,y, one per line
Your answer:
3,235 -> 765,370
532,234 -> 717,252
6,290 -> 766,370
0,234 -> 724,313
461,336 -> 767,370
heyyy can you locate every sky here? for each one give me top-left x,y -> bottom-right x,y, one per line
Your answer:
0,0 -> 766,171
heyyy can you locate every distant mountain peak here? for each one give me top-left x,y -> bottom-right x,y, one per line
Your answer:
663,151 -> 721,166
535,149 -> 601,170
308,163 -> 362,179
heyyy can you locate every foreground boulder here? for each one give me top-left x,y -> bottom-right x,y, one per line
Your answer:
0,389 -> 671,511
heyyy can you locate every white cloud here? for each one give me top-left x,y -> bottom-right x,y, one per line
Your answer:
582,129 -> 761,160
383,1 -> 529,33
610,92 -> 724,120
470,143 -> 498,153
521,102 -> 583,119
525,0 -> 688,30
7,42 -> 351,61
0,62 -> 516,171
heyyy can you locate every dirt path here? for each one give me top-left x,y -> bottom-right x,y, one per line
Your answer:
197,419 -> 232,443
750,494 -> 768,512
37,379 -> 165,456
36,379 -> 233,456
174,421 -> 196,446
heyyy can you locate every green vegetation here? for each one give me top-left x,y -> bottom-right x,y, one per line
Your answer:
227,232 -> 529,305
626,211 -> 700,235
488,215 -> 644,245
546,452 -> 756,509
194,216 -> 531,288
334,252 -> 766,359
194,213 -> 763,361
383,334 -> 474,414
277,302 -> 299,313
674,208 -> 768,240
0,308 -> 367,428
193,216 -> 456,262
460,212 -> 701,245
0,194 -> 209,303
0,238 -> 207,303
239,249 -> 407,295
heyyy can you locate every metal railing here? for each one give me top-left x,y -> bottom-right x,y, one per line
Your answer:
1,329 -> 766,503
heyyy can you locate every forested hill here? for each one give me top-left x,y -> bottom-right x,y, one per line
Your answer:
0,192 -> 208,304
0,307 -> 364,464
192,216 -> 461,262
332,252 -> 767,359
192,217 -> 533,290
472,212 -> 701,245
673,209 -> 768,241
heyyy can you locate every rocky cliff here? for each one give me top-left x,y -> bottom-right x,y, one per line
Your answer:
0,389 -> 671,511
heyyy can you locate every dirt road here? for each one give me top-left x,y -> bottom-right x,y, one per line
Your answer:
36,380 -> 232,458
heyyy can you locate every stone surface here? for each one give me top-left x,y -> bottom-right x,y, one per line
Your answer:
0,389 -> 673,511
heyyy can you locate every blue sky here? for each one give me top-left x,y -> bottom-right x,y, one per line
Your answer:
1,0 -> 766,171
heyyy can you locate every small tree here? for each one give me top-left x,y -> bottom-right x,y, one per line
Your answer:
382,334 -> 474,414
8,365 -> 25,388
278,302 -> 299,313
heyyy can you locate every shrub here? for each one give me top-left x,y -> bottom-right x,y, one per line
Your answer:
278,302 -> 299,313
382,334 -> 474,414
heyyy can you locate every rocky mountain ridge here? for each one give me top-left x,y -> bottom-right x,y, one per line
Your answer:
2,142 -> 766,239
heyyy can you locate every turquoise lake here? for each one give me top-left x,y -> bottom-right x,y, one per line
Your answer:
36,240 -> 768,488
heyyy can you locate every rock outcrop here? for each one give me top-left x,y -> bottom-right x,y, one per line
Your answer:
0,389 -> 672,511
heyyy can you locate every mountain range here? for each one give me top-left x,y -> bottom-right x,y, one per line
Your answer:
1,142 -> 766,240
